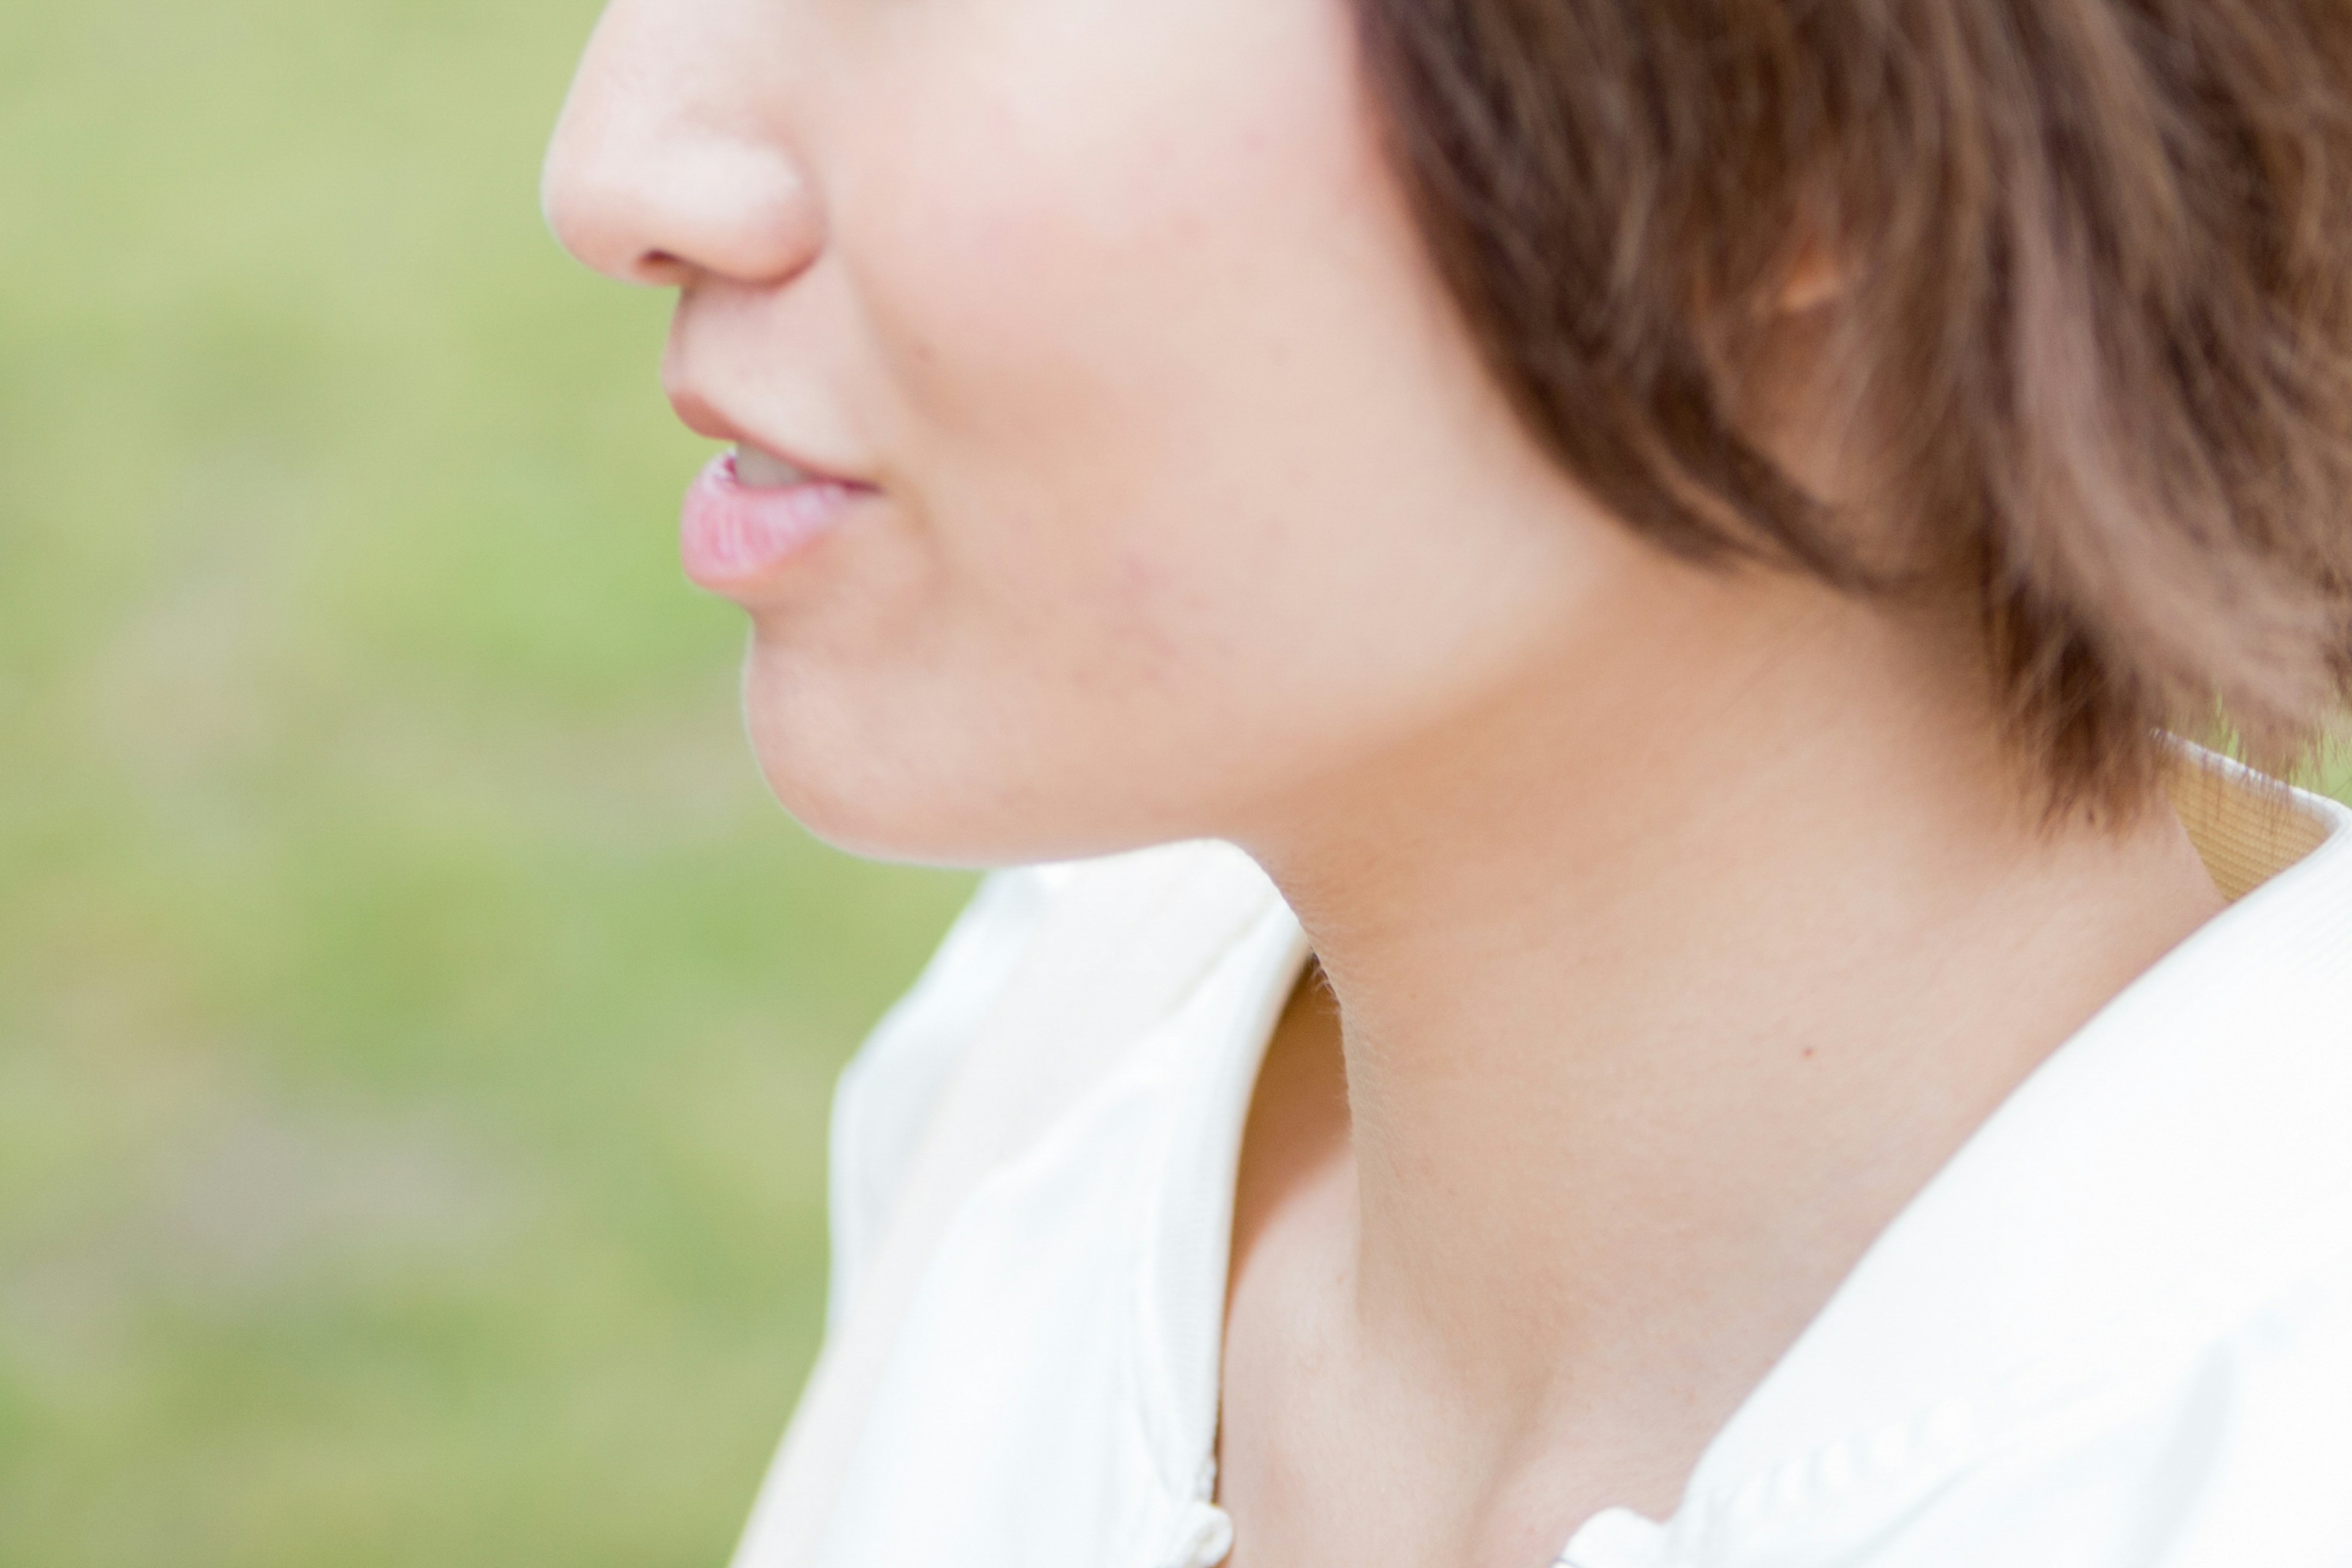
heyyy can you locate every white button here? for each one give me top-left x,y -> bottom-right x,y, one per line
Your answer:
1161,1500 -> 1235,1568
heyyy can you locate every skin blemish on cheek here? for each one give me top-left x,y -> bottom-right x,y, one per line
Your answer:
1105,548 -> 1220,682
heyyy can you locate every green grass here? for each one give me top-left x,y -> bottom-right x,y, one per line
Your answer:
0,4 -> 973,1565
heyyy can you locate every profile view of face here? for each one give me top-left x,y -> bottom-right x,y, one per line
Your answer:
544,0 -> 1656,866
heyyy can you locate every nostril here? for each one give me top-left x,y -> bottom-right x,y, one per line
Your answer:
543,95 -> 820,288
543,0 -> 824,292
632,247 -> 694,286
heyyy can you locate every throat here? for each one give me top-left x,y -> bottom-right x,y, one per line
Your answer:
1217,793 -> 2226,1553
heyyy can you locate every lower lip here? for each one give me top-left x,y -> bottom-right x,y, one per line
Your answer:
679,451 -> 871,591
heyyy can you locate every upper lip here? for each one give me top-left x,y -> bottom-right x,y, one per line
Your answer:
663,379 -> 872,488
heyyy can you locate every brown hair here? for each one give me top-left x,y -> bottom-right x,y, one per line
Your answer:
1356,0 -> 2352,814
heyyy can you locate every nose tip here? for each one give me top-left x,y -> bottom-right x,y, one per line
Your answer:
541,21 -> 821,290
542,51 -> 655,285
540,134 -> 692,287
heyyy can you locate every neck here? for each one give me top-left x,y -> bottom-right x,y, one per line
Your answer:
1231,569 -> 2222,1498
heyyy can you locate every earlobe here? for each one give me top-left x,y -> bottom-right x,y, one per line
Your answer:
1775,244 -> 1848,316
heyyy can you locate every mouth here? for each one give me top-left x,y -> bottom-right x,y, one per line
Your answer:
664,377 -> 869,483
679,440 -> 878,594
732,442 -> 812,489
659,369 -> 882,592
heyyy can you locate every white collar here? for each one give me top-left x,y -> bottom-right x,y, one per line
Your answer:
1117,749 -> 2352,1564
1676,750 -> 2352,1551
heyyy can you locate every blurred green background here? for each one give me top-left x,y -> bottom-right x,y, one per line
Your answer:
0,3 -> 975,1565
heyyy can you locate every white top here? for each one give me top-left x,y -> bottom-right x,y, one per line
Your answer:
728,748 -> 2352,1568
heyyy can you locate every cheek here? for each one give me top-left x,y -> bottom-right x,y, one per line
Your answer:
748,0 -> 1591,862
845,0 -> 1390,564
799,36 -> 1346,661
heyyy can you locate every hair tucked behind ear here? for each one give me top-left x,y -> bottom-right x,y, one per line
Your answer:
1357,0 -> 2352,816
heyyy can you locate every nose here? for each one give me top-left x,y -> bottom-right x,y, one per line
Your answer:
541,0 -> 821,289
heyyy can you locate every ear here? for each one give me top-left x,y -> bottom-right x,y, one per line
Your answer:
1775,240 -> 1848,315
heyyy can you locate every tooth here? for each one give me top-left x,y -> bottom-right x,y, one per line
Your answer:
734,443 -> 807,488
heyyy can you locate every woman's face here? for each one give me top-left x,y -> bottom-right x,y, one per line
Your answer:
543,0 -> 1645,865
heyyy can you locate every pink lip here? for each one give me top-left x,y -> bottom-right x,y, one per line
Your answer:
679,451 -> 871,591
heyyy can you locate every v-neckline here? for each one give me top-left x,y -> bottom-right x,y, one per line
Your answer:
1156,750 -> 2350,1568
1167,919 -> 1670,1568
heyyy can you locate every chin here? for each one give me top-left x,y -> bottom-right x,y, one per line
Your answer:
737,643 -> 1232,870
743,704 -> 1113,871
744,722 -> 965,866
735,644 -> 976,865
759,771 -> 986,869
